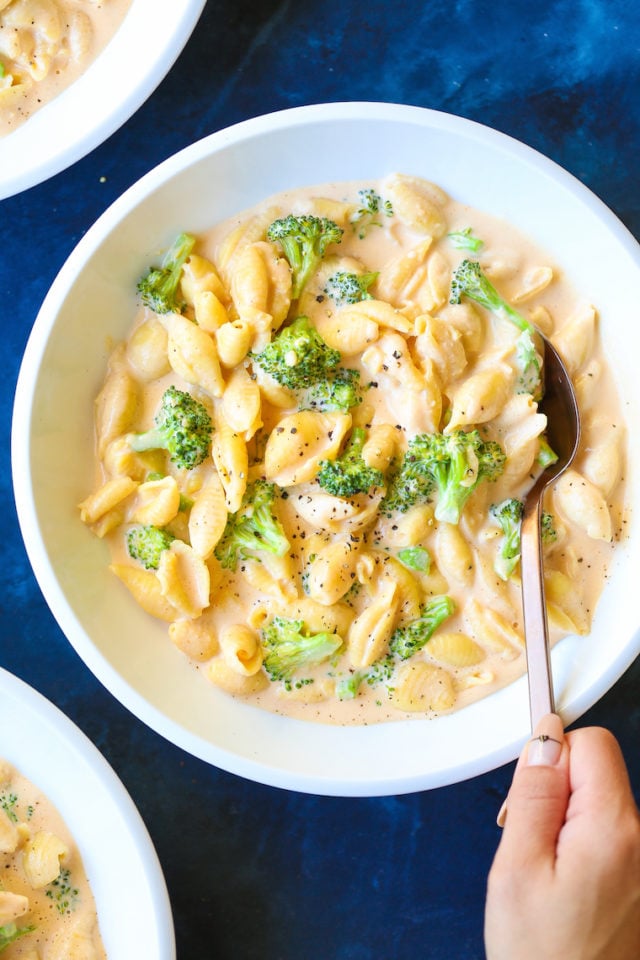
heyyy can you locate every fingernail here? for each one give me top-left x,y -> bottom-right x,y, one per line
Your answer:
527,734 -> 563,766
496,799 -> 508,827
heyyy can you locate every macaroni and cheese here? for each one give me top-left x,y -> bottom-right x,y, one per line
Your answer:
80,175 -> 627,724
0,0 -> 131,135
0,758 -> 105,958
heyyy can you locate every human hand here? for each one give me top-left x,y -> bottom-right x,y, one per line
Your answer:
484,713 -> 640,960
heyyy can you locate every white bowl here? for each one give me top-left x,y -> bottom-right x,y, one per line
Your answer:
0,0 -> 206,200
12,103 -> 640,796
0,667 -> 175,957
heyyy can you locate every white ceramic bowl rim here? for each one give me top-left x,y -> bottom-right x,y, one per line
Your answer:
12,102 -> 640,796
0,0 -> 206,200
0,667 -> 175,958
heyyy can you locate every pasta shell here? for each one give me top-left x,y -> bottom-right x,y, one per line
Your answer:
432,523 -> 474,586
94,358 -> 139,456
219,623 -> 263,676
169,618 -> 218,661
390,661 -> 456,713
347,579 -> 399,668
160,311 -> 224,397
552,302 -> 597,375
383,173 -> 448,237
464,599 -> 523,659
157,540 -> 211,619
553,469 -> 612,542
110,564 -> 178,622
375,240 -> 433,305
306,540 -> 361,606
127,476 -> 180,527
211,414 -> 249,512
181,253 -> 229,306
216,319 -> 254,368
126,318 -> 170,380
544,569 -> 590,635
221,364 -> 262,438
447,363 -> 514,430
580,433 -> 623,497
205,657 -> 269,695
511,265 -> 554,303
427,631 -> 485,667
78,476 -> 137,525
22,832 -> 68,888
264,410 -> 352,486
188,472 -> 228,559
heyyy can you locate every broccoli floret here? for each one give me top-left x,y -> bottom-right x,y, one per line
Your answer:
515,330 -> 541,396
541,511 -> 558,545
450,259 -> 542,396
214,480 -> 289,571
383,429 -> 505,524
397,546 -> 431,573
267,214 -> 343,299
350,188 -> 394,238
389,595 -> 456,660
129,386 -> 213,469
381,453 -> 437,517
136,232 -> 196,314
252,316 -> 341,389
537,436 -> 559,468
299,367 -> 362,412
261,616 -> 343,689
316,427 -> 384,498
127,525 -> 176,570
324,270 -> 378,306
335,654 -> 396,700
490,498 -> 524,580
45,867 -> 79,915
447,228 -> 484,252
337,596 -> 455,699
0,791 -> 18,822
0,923 -> 36,952
490,500 -> 559,580
450,258 -> 530,331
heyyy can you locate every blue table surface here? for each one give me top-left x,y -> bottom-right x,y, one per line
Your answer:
2,2 -> 639,958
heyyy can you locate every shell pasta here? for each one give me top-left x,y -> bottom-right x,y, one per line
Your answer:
0,759 -> 105,958
0,0 -> 132,135
80,174 -> 627,725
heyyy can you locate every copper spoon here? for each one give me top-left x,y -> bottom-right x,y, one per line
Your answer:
520,334 -> 581,731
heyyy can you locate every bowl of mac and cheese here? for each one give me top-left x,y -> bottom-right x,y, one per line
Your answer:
0,0 -> 206,199
0,667 -> 175,957
12,103 -> 640,796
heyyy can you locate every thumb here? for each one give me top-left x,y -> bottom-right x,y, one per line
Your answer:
496,714 -> 570,867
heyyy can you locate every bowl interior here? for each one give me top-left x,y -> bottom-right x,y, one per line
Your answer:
12,103 -> 640,795
0,668 -> 174,957
0,0 -> 206,199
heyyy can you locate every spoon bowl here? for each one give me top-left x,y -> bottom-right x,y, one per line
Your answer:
521,334 -> 581,730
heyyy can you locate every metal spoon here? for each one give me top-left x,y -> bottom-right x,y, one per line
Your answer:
520,333 -> 581,731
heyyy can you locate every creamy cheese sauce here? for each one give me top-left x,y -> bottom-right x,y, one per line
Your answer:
0,758 -> 106,958
0,0 -> 132,135
81,175 -> 627,727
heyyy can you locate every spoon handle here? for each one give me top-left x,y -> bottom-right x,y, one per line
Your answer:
521,487 -> 555,729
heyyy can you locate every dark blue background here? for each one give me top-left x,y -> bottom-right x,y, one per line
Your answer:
2,2 -> 639,958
